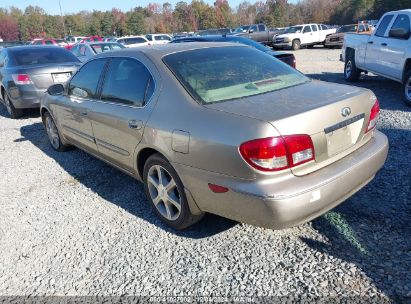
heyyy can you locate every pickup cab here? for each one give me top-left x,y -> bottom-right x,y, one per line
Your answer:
342,10 -> 411,106
273,24 -> 336,50
232,24 -> 276,46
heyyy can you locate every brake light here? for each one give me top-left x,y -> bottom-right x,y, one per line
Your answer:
12,74 -> 32,85
239,135 -> 315,172
366,99 -> 380,133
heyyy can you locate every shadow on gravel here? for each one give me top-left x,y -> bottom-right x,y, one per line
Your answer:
301,128 -> 411,300
306,72 -> 409,112
18,122 -> 237,239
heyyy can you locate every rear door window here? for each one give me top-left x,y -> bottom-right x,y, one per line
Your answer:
258,24 -> 265,31
311,24 -> 318,31
375,15 -> 394,37
69,58 -> 107,99
389,14 -> 411,39
303,26 -> 312,33
100,58 -> 154,106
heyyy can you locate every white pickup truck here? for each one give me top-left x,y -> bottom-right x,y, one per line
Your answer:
273,24 -> 336,50
342,9 -> 411,106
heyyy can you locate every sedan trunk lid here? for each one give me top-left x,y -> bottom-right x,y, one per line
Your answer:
205,80 -> 377,176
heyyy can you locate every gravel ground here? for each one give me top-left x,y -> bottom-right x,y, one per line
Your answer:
0,47 -> 410,301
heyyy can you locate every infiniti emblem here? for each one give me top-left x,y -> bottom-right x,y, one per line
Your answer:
341,107 -> 351,117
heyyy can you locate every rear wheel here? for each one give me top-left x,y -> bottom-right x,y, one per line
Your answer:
344,52 -> 361,82
143,154 -> 204,230
402,69 -> 411,107
292,39 -> 301,50
43,112 -> 71,151
4,94 -> 23,119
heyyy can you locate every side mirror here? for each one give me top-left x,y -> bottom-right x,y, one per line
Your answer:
47,84 -> 65,96
389,28 -> 410,39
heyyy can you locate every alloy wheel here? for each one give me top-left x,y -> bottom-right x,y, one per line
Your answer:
45,116 -> 60,150
405,76 -> 411,101
147,165 -> 182,221
345,60 -> 352,78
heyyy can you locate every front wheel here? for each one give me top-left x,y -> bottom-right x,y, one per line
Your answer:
402,69 -> 411,107
43,112 -> 71,151
292,39 -> 301,50
344,52 -> 361,82
143,154 -> 204,230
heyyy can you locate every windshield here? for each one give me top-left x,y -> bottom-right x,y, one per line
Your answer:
163,46 -> 308,104
337,25 -> 358,33
234,26 -> 250,33
284,26 -> 303,34
11,48 -> 79,66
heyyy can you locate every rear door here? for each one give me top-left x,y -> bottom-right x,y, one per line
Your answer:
311,24 -> 321,43
56,58 -> 108,151
301,25 -> 314,44
364,14 -> 395,75
90,57 -> 156,172
380,14 -> 411,80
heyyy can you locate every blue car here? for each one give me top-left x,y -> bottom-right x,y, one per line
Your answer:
171,35 -> 296,68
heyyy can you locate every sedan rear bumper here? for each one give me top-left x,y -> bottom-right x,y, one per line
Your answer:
175,130 -> 388,229
8,85 -> 46,109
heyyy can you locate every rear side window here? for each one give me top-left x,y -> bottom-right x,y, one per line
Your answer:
11,48 -> 79,66
320,24 -> 328,30
101,58 -> 154,106
69,59 -> 107,99
389,14 -> 411,39
303,26 -> 312,33
375,15 -> 394,37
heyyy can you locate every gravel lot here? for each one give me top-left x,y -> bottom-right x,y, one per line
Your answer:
0,47 -> 410,301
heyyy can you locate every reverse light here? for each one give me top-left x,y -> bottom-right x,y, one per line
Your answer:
239,135 -> 315,172
366,99 -> 380,133
12,74 -> 32,85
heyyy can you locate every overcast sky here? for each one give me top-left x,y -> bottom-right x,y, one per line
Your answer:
2,0 -> 299,15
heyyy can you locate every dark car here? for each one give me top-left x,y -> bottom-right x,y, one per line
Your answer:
0,46 -> 80,118
171,35 -> 296,68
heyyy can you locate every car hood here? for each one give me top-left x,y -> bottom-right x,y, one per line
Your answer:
276,33 -> 299,39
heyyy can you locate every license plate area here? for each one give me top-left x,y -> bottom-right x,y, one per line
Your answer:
52,72 -> 71,83
325,114 -> 365,156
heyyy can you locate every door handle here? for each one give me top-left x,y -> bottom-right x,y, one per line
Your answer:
128,119 -> 142,130
381,43 -> 388,46
368,41 -> 373,44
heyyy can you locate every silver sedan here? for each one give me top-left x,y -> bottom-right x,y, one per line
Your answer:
40,43 -> 388,230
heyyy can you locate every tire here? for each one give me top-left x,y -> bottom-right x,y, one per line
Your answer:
292,39 -> 301,51
43,112 -> 71,152
344,51 -> 361,82
143,153 -> 204,230
402,69 -> 411,107
3,93 -> 23,119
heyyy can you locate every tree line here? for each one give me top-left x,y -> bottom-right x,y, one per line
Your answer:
0,0 -> 409,41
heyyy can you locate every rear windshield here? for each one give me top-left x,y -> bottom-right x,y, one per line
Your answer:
11,48 -> 79,66
163,46 -> 308,104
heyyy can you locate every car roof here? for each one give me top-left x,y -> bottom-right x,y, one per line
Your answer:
6,45 -> 62,52
96,42 -> 246,59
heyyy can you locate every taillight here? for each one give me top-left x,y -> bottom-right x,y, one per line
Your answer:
239,135 -> 315,172
12,74 -> 32,85
366,99 -> 380,133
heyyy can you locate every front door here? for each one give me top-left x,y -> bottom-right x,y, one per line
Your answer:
91,57 -> 156,172
57,58 -> 108,151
